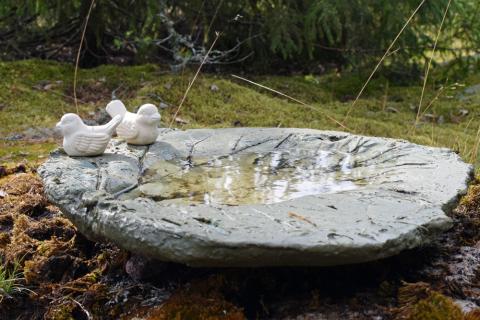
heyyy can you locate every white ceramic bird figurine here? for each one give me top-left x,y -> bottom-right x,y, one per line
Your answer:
55,113 -> 122,157
106,100 -> 161,145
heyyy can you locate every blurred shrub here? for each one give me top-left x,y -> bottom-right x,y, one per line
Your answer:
0,0 -> 479,73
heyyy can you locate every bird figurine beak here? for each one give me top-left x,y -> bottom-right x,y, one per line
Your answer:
55,121 -> 63,132
150,114 -> 161,123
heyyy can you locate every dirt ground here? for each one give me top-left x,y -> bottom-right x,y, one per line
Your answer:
0,166 -> 480,320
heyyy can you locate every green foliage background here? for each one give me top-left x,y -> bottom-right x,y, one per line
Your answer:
0,1 -> 479,71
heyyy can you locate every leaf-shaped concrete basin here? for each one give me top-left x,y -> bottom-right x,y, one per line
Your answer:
39,128 -> 473,267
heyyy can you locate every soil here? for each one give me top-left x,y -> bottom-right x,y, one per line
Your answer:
0,167 -> 480,319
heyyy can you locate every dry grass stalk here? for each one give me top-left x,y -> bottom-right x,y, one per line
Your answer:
344,0 -> 427,124
413,0 -> 452,131
73,0 -> 96,114
469,123 -> 480,164
231,74 -> 348,130
169,32 -> 222,128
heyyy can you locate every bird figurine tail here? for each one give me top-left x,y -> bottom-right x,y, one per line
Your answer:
106,100 -> 127,118
101,114 -> 122,135
93,114 -> 122,135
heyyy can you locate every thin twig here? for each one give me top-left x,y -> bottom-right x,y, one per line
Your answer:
169,32 -> 221,128
231,74 -> 348,130
413,0 -> 452,132
344,0 -> 427,124
73,0 -> 95,113
71,298 -> 92,320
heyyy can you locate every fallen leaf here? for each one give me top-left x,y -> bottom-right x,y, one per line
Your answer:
159,102 -> 169,109
288,212 -> 317,227
43,83 -> 53,90
421,113 -> 438,123
459,109 -> 469,117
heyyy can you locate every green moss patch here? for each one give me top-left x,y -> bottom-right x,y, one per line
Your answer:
1,59 -> 480,171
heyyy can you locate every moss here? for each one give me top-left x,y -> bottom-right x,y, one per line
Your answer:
459,184 -> 480,211
43,300 -> 77,320
452,183 -> 480,245
0,141 -> 57,166
142,275 -> 245,320
3,59 -> 480,317
465,309 -> 480,320
401,292 -> 463,320
397,282 -> 432,307
0,233 -> 10,248
0,172 -> 132,318
396,283 -> 475,320
0,60 -> 159,165
1,59 -> 480,171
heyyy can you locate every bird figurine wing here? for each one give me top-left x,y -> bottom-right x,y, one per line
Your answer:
116,119 -> 138,140
73,132 -> 111,154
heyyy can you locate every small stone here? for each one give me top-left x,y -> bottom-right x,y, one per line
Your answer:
175,117 -> 189,124
5,133 -> 24,141
159,102 -> 169,109
0,190 -> 7,198
125,254 -> 168,281
386,106 -> 399,113
32,80 -> 50,91
390,95 -> 404,102
21,127 -> 55,141
422,113 -> 437,123
210,84 -> 219,92
164,83 -> 172,90
464,84 -> 480,95
43,83 -> 53,90
340,95 -> 355,102
93,109 -> 111,125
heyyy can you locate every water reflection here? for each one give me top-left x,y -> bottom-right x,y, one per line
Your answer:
137,150 -> 370,205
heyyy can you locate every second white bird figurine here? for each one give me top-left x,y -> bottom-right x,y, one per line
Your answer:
56,113 -> 122,157
106,100 -> 161,145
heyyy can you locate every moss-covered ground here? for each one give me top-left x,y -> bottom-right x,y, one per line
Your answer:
1,59 -> 480,169
1,60 -> 480,319
1,170 -> 480,319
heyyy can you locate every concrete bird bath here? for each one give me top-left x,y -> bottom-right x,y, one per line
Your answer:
39,128 -> 473,267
